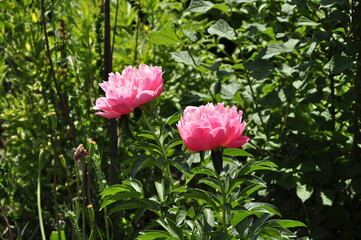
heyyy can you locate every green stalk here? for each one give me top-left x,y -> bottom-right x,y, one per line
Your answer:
216,173 -> 228,234
37,151 -> 46,240
104,207 -> 110,240
142,112 -> 175,189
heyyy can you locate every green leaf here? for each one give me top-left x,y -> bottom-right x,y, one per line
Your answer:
111,199 -> 160,214
266,219 -> 306,228
204,208 -> 215,228
260,227 -> 282,239
297,16 -> 320,26
262,39 -> 299,59
231,210 -> 257,226
199,177 -> 221,192
148,24 -> 180,45
100,185 -> 132,198
130,155 -> 155,178
124,179 -> 144,195
296,183 -> 313,203
50,230 -> 66,240
137,230 -> 171,240
320,190 -> 334,206
224,148 -> 253,157
186,0 -> 214,12
171,51 -> 200,67
323,54 -> 354,74
155,181 -> 166,203
165,114 -> 180,126
245,202 -> 282,217
156,218 -> 183,240
207,19 -> 236,40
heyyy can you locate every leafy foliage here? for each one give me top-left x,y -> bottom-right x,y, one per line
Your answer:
1,0 -> 360,239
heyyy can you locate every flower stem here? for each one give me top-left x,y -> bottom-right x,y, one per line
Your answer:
216,172 -> 228,234
142,112 -> 175,189
37,157 -> 46,240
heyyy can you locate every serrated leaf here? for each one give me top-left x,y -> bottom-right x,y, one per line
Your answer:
186,0 -> 214,12
148,24 -> 180,45
207,19 -> 236,40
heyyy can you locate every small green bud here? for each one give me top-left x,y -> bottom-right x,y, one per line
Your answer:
87,204 -> 95,221
49,112 -> 57,129
59,154 -> 66,168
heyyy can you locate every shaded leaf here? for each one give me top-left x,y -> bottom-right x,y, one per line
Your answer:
207,19 -> 236,40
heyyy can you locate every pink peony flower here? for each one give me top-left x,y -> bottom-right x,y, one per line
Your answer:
177,103 -> 250,152
94,64 -> 164,118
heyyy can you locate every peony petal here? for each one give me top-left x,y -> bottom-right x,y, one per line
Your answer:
111,103 -> 134,115
184,136 -> 207,152
134,90 -> 157,106
224,136 -> 250,148
206,127 -> 227,150
95,111 -> 122,119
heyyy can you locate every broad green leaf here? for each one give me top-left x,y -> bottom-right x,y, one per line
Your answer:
207,19 -> 236,40
296,183 -> 313,202
186,0 -> 214,12
262,39 -> 299,59
221,82 -> 241,100
262,43 -> 285,59
266,219 -> 306,228
183,29 -> 200,42
148,24 -> 180,45
171,51 -> 200,67
245,59 -> 273,80
323,54 -> 354,74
